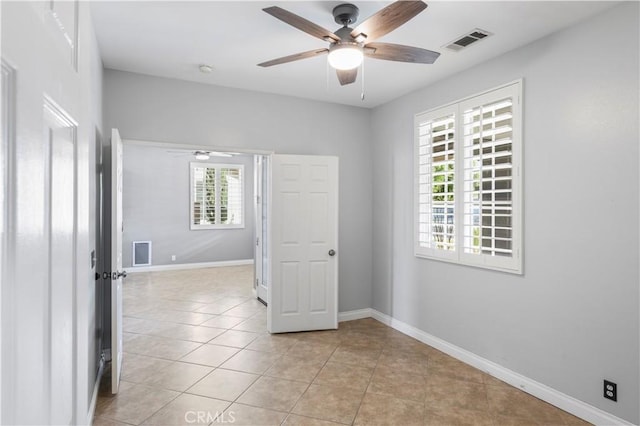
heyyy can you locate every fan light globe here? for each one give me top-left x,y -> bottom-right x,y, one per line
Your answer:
328,44 -> 363,70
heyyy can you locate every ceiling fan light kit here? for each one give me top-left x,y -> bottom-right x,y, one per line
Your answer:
258,0 -> 440,87
194,151 -> 210,160
328,43 -> 363,70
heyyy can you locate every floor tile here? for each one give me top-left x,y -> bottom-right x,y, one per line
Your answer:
187,368 -> 259,401
200,315 -> 246,329
425,373 -> 490,412
101,266 -> 592,426
282,414 -> 343,425
180,344 -> 239,367
425,406 -> 495,426
286,340 -> 338,363
141,393 -> 230,426
237,376 -> 309,412
197,302 -> 239,315
292,384 -> 364,424
220,349 -> 282,374
232,317 -> 268,333
123,317 -> 163,335
97,383 -> 179,425
124,334 -> 202,360
157,323 -> 226,343
130,308 -> 214,326
486,382 -> 567,424
92,416 -> 132,426
329,344 -> 381,369
368,366 -> 428,403
427,355 -> 485,384
222,304 -> 264,318
210,329 -> 262,348
354,392 -> 425,426
265,355 -> 325,383
377,348 -> 429,376
245,334 -> 298,353
222,403 -> 287,426
120,353 -> 173,383
313,361 -> 373,392
142,361 -> 213,392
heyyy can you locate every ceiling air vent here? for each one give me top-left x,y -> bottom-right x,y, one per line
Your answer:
445,29 -> 492,52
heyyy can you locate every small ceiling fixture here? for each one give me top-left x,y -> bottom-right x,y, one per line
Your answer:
199,64 -> 213,73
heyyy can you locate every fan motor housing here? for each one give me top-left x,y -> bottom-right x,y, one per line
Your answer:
332,3 -> 359,26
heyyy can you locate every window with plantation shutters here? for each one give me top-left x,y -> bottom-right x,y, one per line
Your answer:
190,163 -> 244,229
415,81 -> 522,273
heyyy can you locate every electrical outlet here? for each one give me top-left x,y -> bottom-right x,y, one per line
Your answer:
604,380 -> 617,402
171,255 -> 176,261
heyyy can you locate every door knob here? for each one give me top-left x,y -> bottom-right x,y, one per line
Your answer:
328,249 -> 336,257
112,270 -> 127,280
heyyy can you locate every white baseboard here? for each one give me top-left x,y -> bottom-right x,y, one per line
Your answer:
338,308 -> 373,323
87,357 -> 105,425
369,309 -> 634,426
127,259 -> 254,273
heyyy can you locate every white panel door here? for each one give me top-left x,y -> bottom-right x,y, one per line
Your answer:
44,99 -> 77,426
111,129 -> 125,394
269,155 -> 338,333
1,1 -> 86,423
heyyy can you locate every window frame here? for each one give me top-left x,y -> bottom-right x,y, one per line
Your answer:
190,162 -> 245,230
414,80 -> 523,274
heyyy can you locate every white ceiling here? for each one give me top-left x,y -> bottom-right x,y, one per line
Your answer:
91,1 -> 616,108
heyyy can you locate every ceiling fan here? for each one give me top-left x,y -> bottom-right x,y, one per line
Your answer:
167,150 -> 234,160
258,0 -> 440,86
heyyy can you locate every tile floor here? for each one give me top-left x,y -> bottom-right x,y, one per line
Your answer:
94,265 -> 590,426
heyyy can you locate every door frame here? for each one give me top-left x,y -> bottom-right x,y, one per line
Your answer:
102,138 -> 274,346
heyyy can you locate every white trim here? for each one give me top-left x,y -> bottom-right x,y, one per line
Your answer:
86,357 -> 105,425
122,138 -> 273,156
338,308 -> 373,323
369,309 -> 634,426
127,259 -> 254,273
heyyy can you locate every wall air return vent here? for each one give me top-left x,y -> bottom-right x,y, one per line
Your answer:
132,241 -> 152,266
445,29 -> 492,51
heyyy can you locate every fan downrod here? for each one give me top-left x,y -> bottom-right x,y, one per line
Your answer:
332,3 -> 359,26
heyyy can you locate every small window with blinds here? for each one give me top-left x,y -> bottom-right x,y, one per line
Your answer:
190,163 -> 244,230
415,81 -> 522,273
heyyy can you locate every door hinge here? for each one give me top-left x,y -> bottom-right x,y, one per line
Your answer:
256,237 -> 260,246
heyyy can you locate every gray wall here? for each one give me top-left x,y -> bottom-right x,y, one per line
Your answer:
104,70 -> 373,312
122,144 -> 255,267
370,3 -> 639,423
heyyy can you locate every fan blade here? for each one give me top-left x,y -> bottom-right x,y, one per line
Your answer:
336,68 -> 358,86
263,6 -> 340,42
365,42 -> 440,64
258,48 -> 329,67
351,1 -> 427,42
